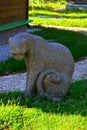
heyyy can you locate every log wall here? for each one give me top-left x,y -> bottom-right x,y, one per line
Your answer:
0,0 -> 28,25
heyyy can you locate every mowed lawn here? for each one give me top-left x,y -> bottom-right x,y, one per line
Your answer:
0,2 -> 87,130
0,80 -> 87,129
29,2 -> 87,27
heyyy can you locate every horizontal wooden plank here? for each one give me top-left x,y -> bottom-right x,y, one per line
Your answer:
0,17 -> 26,25
0,8 -> 26,18
0,15 -> 27,25
0,0 -> 29,25
0,3 -> 26,13
0,0 -> 27,6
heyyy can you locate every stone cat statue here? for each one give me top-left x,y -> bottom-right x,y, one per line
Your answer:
9,32 -> 74,101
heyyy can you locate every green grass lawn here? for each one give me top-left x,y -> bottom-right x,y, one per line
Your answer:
0,2 -> 87,129
0,59 -> 26,76
0,80 -> 87,129
29,2 -> 87,27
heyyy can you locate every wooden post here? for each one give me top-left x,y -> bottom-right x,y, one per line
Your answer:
0,0 -> 30,45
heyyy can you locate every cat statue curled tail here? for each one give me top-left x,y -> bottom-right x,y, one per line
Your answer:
37,68 -> 71,101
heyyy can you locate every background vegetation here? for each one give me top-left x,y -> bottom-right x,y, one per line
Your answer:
30,0 -> 67,4
29,1 -> 87,27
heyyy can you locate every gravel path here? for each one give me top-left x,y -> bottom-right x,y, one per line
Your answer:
72,58 -> 87,81
0,58 -> 87,92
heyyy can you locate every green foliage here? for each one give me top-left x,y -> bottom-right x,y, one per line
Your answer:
30,0 -> 44,4
30,0 -> 67,4
0,80 -> 87,129
29,2 -> 87,27
29,2 -> 66,11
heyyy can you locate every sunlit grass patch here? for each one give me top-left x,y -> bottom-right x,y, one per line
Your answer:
0,80 -> 87,129
30,17 -> 87,27
29,2 -> 87,27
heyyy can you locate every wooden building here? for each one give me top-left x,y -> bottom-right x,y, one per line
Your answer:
0,0 -> 31,45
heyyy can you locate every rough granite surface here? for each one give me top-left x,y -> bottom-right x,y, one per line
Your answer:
8,32 -> 74,100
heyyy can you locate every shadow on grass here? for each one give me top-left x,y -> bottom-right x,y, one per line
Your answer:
0,80 -> 87,116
